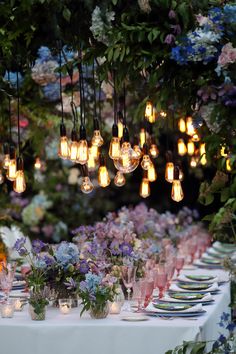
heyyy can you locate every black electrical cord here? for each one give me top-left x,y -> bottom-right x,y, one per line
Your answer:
16,69 -> 21,155
7,71 -> 12,141
59,45 -> 64,124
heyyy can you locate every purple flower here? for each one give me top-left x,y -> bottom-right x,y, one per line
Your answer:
218,334 -> 226,344
221,312 -> 230,322
226,322 -> 236,332
78,260 -> 90,274
168,10 -> 176,19
32,239 -> 46,254
212,341 -> 219,350
170,24 -> 181,35
119,242 -> 133,256
18,248 -> 28,256
14,237 -> 26,251
43,254 -> 55,266
64,277 -> 77,290
164,34 -> 176,45
110,240 -> 121,256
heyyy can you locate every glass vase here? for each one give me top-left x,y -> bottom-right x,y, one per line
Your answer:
89,303 -> 109,319
29,305 -> 46,321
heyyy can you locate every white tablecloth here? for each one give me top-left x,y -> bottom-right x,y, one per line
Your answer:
0,269 -> 231,354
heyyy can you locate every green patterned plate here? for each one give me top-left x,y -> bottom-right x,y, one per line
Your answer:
186,275 -> 215,282
178,283 -> 211,291
153,303 -> 192,311
201,258 -> 221,265
170,292 -> 205,301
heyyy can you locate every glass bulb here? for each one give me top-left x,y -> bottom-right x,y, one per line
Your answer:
220,146 -> 227,157
145,101 -> 156,123
165,162 -> 174,183
91,130 -> 104,147
98,165 -> 111,187
187,139 -> 195,156
34,157 -> 42,170
114,142 -> 139,174
190,156 -> 198,168
139,128 -> 146,148
179,169 -> 184,181
200,154 -> 207,165
69,141 -> 78,162
177,139 -> 187,156
58,136 -> 70,159
109,137 -> 120,160
0,170 -> 4,184
77,140 -> 88,165
90,145 -> 99,160
87,148 -> 97,172
200,143 -> 206,156
6,159 -> 17,181
178,118 -> 186,133
118,121 -> 123,139
133,145 -> 142,159
3,154 -> 10,169
226,158 -> 232,172
186,116 -> 195,136
114,171 -> 126,187
141,154 -> 152,170
171,180 -> 184,202
192,133 -> 200,142
13,170 -> 26,193
147,164 -> 157,182
81,176 -> 94,194
149,144 -> 159,158
139,177 -> 150,198
160,110 -> 167,118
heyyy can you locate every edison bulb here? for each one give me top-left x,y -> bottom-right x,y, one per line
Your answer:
177,139 -> 187,156
192,133 -> 200,142
226,158 -> 232,172
58,136 -> 70,159
190,156 -> 197,168
178,118 -> 186,133
6,159 -> 17,181
90,145 -> 99,160
179,169 -> 184,181
200,154 -> 207,165
114,171 -> 126,187
91,130 -> 104,147
160,110 -> 167,118
3,154 -> 10,169
87,148 -> 96,171
140,177 -> 150,198
114,142 -> 139,174
118,121 -> 123,139
200,143 -> 206,156
13,170 -> 26,193
145,101 -> 156,123
109,137 -> 120,160
165,162 -> 174,183
141,154 -> 152,170
149,144 -> 159,158
0,170 -> 4,184
171,180 -> 184,202
186,116 -> 195,136
34,157 -> 42,170
187,139 -> 195,156
81,176 -> 94,194
98,165 -> 110,187
77,140 -> 89,165
147,164 -> 157,182
69,141 -> 78,162
139,128 -> 146,148
133,144 -> 142,159
220,146 -> 227,157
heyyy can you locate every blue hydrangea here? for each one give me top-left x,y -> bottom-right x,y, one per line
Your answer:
54,242 -> 79,267
224,5 -> 236,24
37,46 -> 53,62
42,82 -> 60,101
3,71 -> 23,88
80,272 -> 103,294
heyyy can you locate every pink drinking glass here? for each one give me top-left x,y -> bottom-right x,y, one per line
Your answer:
156,272 -> 167,299
0,263 -> 16,301
121,265 -> 137,302
166,262 -> 175,290
133,279 -> 147,311
144,279 -> 154,307
189,243 -> 197,264
175,256 -> 184,277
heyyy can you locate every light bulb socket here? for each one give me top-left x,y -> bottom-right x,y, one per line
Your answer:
166,150 -> 173,162
117,111 -> 123,123
143,143 -> 148,154
71,128 -> 78,142
9,145 -> 16,159
99,154 -> 105,167
80,125 -> 87,140
60,123 -> 66,137
146,122 -> 152,135
16,157 -> 24,171
112,123 -> 118,137
81,164 -> 88,177
123,127 -> 130,142
143,170 -> 148,178
93,118 -> 99,131
174,166 -> 180,180
3,142 -> 10,155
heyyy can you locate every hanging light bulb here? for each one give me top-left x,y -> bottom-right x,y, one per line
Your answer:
140,172 -> 150,198
171,166 -> 184,202
190,156 -> 198,168
187,139 -> 195,156
147,163 -> 157,182
160,110 -> 167,118
90,145 -> 99,160
109,123 -> 120,160
179,168 -> 184,181
13,157 -> 26,193
69,128 -> 78,162
133,144 -> 142,159
141,144 -> 152,170
186,116 -> 195,136
0,170 -> 4,184
6,145 -> 17,181
3,143 -> 10,169
178,118 -> 186,133
139,128 -> 146,148
58,123 -> 70,159
87,147 -> 97,172
145,101 -> 157,123
226,157 -> 232,172
98,155 -> 111,187
114,171 -> 126,187
149,143 -> 159,158
192,133 -> 200,142
114,128 -> 140,174
117,111 -> 124,139
81,176 -> 94,194
177,139 -> 187,156
199,143 -> 207,165
77,125 -> 89,165
165,162 -> 174,183
220,146 -> 228,157
34,157 -> 42,170
91,119 -> 104,147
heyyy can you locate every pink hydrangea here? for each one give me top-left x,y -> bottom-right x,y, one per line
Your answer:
218,43 -> 236,67
196,14 -> 209,26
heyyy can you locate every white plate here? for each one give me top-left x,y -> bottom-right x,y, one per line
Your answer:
121,316 -> 149,322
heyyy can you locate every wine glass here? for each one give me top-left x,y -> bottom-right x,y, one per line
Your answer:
156,271 -> 167,299
121,265 -> 137,311
165,261 -> 175,290
132,279 -> 147,312
175,256 -> 184,277
0,263 -> 16,301
144,278 -> 154,307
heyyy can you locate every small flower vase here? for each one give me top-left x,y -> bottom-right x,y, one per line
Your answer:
29,305 -> 46,321
89,303 -> 109,319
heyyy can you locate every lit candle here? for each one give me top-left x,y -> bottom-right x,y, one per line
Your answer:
14,299 -> 23,311
1,302 -> 14,318
59,299 -> 72,315
109,301 -> 121,314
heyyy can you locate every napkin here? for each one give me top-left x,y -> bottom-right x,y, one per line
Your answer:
169,282 -> 219,293
159,292 -> 213,303
177,274 -> 217,284
146,302 -> 203,313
